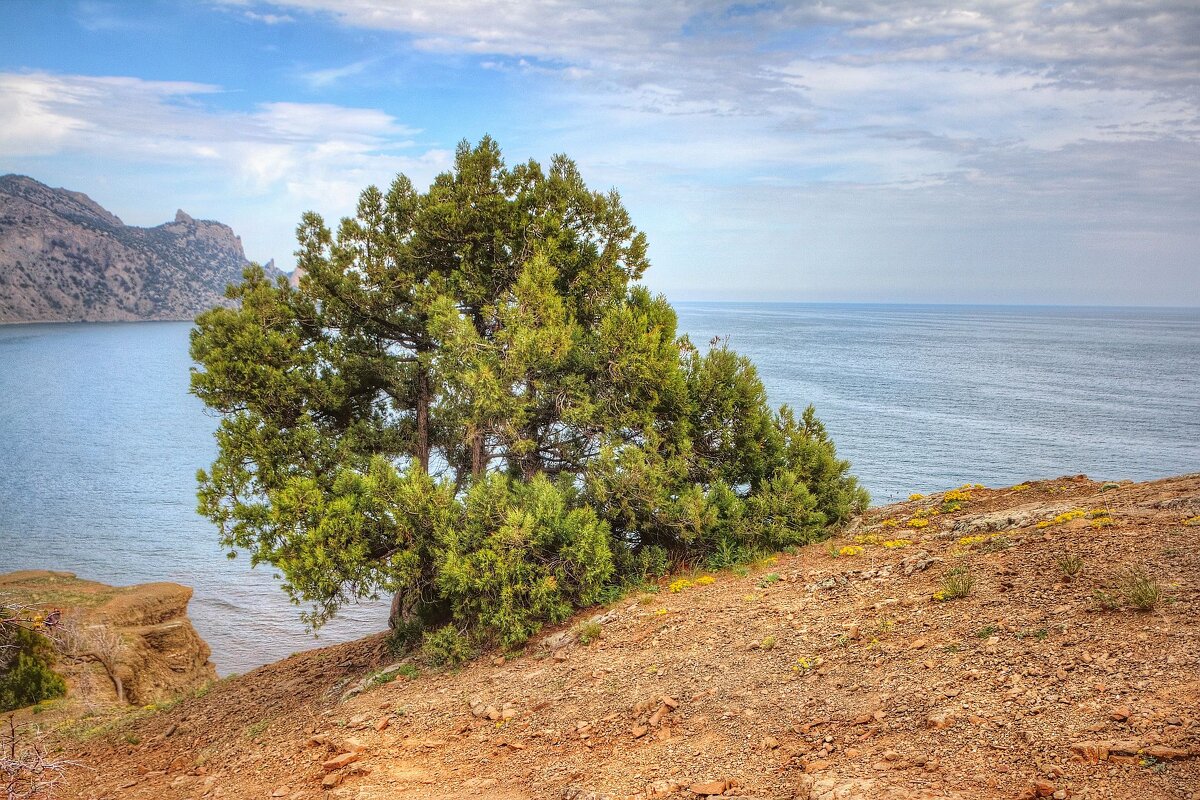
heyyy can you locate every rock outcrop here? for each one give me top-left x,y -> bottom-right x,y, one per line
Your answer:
0,174 -> 279,323
0,570 -> 216,706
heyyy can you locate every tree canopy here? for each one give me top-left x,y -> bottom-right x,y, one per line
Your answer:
191,136 -> 867,657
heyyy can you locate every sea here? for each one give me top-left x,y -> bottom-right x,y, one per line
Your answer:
1,304 -> 1197,674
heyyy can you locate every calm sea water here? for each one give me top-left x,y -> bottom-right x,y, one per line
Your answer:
1,305 -> 1197,673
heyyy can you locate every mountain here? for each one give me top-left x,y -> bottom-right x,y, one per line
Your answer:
0,175 -> 277,323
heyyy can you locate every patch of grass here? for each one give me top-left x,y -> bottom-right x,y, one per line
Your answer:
1093,589 -> 1121,611
981,535 -> 1012,553
1100,482 -> 1120,491
975,624 -> 998,639
246,719 -> 269,739
1119,569 -> 1162,611
756,573 -> 781,587
1058,553 -> 1083,580
760,634 -> 777,651
1015,627 -> 1048,641
576,621 -> 602,645
935,566 -> 975,601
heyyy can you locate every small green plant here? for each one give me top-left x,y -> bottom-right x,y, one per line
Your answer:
759,634 -> 777,651
707,538 -> 749,571
1058,553 -> 1083,580
1015,627 -> 1048,641
1100,482 -> 1120,491
935,566 -> 975,601
576,621 -> 603,645
1119,569 -> 1162,611
1093,588 -> 1121,611
976,624 -> 997,639
422,625 -> 475,667
756,573 -> 781,587
123,733 -> 141,745
981,535 -> 1012,553
246,719 -> 269,739
397,663 -> 420,679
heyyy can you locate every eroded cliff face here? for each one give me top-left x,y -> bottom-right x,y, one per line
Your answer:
0,570 -> 216,706
0,175 -> 279,323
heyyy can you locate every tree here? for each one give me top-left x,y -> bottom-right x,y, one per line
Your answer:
191,136 -> 867,650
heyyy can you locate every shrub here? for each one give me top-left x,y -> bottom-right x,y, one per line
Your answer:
436,474 -> 614,647
1058,553 -> 1083,580
1119,569 -> 1162,611
422,625 -> 474,667
936,567 -> 975,601
0,624 -> 66,713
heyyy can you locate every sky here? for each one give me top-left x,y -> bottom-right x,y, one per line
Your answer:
1,1 -> 1198,305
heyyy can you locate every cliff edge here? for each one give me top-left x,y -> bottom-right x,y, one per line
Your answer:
0,570 -> 216,706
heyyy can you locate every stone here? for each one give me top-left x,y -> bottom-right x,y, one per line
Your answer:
272,787 -> 288,797
322,752 -> 361,771
926,711 -> 955,729
1109,705 -> 1130,722
690,780 -> 730,795
761,735 -> 779,750
321,773 -> 343,789
1033,779 -> 1056,797
374,717 -> 390,731
632,725 -> 649,738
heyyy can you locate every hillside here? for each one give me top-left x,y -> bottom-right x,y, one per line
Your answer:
44,474 -> 1200,799
0,175 -> 277,323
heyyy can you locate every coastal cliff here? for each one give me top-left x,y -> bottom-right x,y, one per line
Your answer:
0,175 -> 279,323
0,570 -> 216,706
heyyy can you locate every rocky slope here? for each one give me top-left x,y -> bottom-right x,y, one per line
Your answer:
0,175 -> 276,323
0,570 -> 215,706
45,475 -> 1200,799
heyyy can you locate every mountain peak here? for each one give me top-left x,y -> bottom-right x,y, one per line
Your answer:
0,178 -> 255,323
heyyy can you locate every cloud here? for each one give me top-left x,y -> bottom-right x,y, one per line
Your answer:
298,59 -> 375,89
0,71 -> 437,197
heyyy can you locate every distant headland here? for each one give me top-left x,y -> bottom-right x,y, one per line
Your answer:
0,175 -> 281,324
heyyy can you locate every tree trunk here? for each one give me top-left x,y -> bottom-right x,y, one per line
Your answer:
471,428 -> 485,478
415,366 -> 430,474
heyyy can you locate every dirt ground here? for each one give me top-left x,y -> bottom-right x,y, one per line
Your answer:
43,473 -> 1200,800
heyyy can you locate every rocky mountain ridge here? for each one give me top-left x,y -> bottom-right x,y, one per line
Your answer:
0,175 -> 277,323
